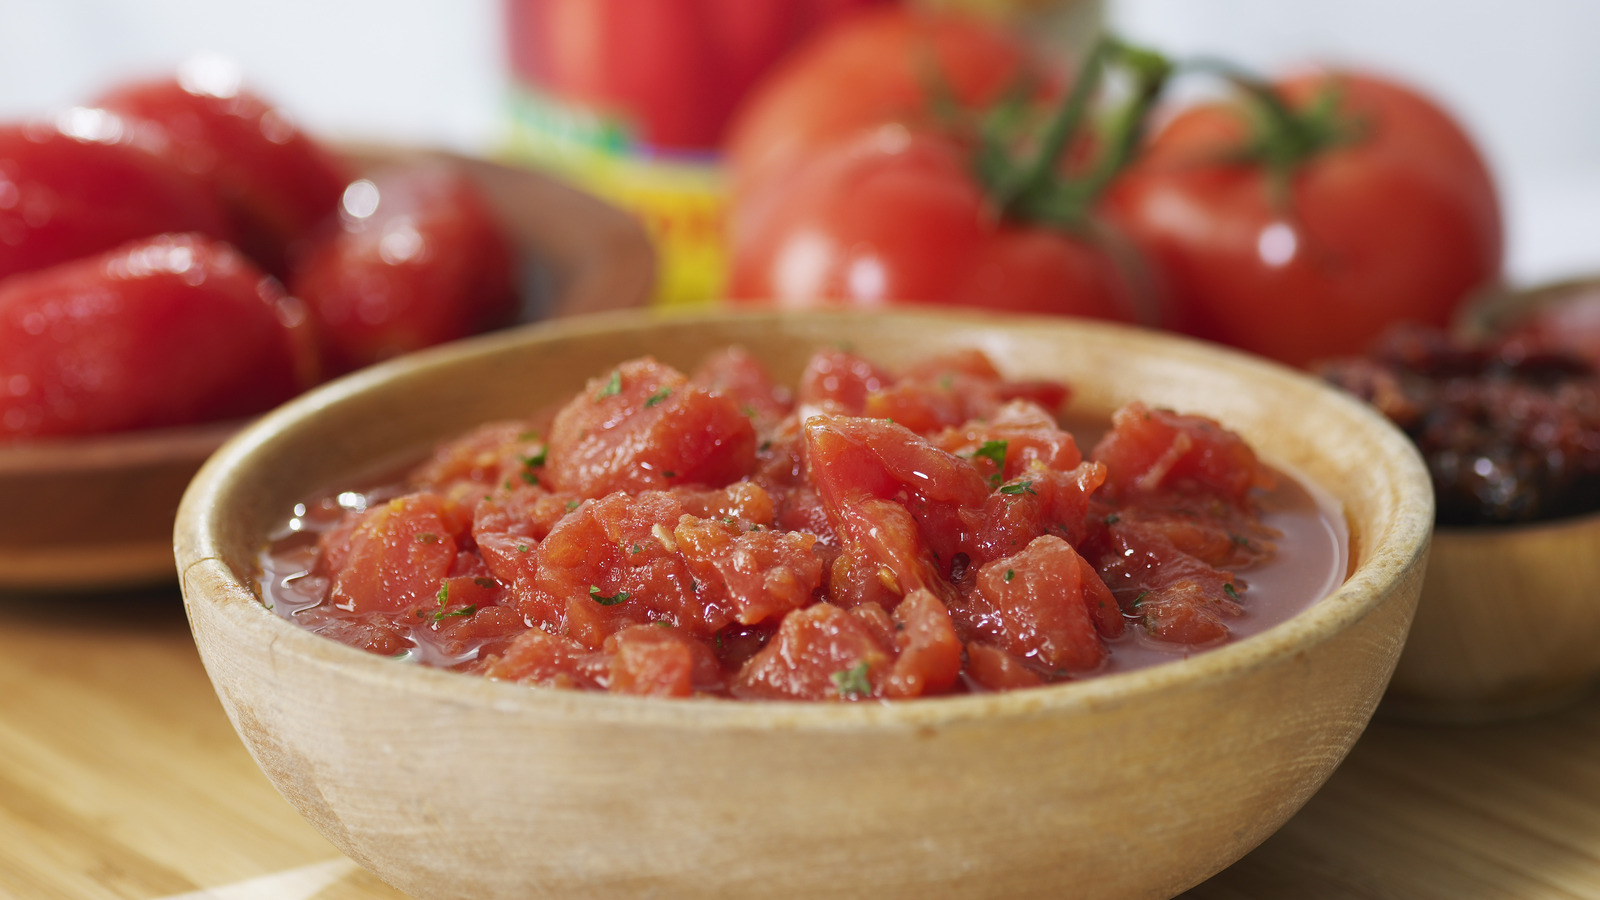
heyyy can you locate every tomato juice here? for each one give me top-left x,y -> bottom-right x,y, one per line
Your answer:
257,346 -> 1347,699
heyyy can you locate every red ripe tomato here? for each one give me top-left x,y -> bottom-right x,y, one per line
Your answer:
1104,70 -> 1503,367
287,164 -> 519,374
505,0 -> 891,152
727,129 -> 1149,321
94,71 -> 352,274
0,233 -> 318,438
0,114 -> 231,282
724,5 -> 1053,203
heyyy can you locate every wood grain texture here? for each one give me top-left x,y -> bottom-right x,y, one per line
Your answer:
0,586 -> 1596,899
174,309 -> 1433,900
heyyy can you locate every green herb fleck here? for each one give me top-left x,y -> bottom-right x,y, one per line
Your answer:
516,543 -> 531,553
474,577 -> 496,589
520,470 -> 539,485
1104,513 -> 1121,525
432,604 -> 477,622
830,661 -> 873,699
1223,583 -> 1240,601
939,374 -> 954,391
436,584 -> 449,605
630,543 -> 644,554
523,448 -> 547,468
759,440 -> 773,453
1132,590 -> 1150,608
1004,569 -> 1015,583
998,480 -> 1037,497
589,585 -> 630,606
645,387 -> 672,407
565,499 -> 581,511
741,403 -> 758,418
971,439 -> 1008,487
415,532 -> 439,543
596,370 -> 622,400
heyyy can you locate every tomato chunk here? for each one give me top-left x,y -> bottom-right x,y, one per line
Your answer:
957,535 -> 1114,675
547,358 -> 758,496
329,494 -> 458,614
731,603 -> 892,701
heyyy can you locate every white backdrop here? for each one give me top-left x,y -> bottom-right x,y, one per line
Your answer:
0,0 -> 1594,284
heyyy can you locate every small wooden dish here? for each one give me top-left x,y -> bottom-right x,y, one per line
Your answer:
0,147 -> 653,593
175,309 -> 1433,900
1379,276 -> 1600,721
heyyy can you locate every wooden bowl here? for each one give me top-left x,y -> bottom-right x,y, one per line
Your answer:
0,147 -> 653,593
1378,276 -> 1600,720
1384,517 -> 1600,721
174,309 -> 1432,900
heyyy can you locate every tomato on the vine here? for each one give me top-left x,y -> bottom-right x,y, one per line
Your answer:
1104,70 -> 1503,367
724,6 -> 1055,204
727,127 -> 1150,321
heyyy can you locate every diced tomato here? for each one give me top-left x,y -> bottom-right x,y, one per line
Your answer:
956,535 -> 1113,674
690,345 -> 795,429
606,624 -> 725,697
964,642 -> 1044,692
731,603 -> 892,701
1091,402 -> 1275,507
296,608 -> 410,657
674,515 -> 824,626
796,347 -> 894,416
329,494 -> 458,614
1088,519 -> 1244,645
547,357 -> 758,496
484,629 -> 607,689
883,588 -> 964,699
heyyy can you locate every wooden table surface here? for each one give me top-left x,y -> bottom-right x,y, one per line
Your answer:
2,585 -> 1597,900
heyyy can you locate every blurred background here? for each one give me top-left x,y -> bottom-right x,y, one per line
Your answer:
1,0 -> 1594,286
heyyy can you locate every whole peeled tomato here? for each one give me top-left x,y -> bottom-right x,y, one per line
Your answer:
93,67 -> 352,275
0,113 -> 232,283
724,5 -> 1055,206
1104,69 -> 1503,368
0,232 -> 319,439
289,163 -> 520,375
727,128 -> 1149,323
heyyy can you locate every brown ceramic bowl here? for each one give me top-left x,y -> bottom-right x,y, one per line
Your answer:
175,309 -> 1432,900
0,146 -> 653,593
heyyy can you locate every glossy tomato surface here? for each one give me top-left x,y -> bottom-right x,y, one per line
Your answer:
1105,70 -> 1503,367
0,115 -> 231,283
94,72 -> 351,274
506,0 -> 892,152
0,233 -> 317,438
288,164 -> 519,374
724,5 -> 1052,204
728,130 -> 1147,321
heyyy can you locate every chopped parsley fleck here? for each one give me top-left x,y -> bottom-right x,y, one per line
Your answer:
630,543 -> 644,554
415,532 -> 439,543
971,439 -> 1008,487
474,577 -> 496,589
519,430 -> 540,441
741,403 -> 758,418
436,585 -> 449,604
759,440 -> 773,453
589,585 -> 630,606
830,661 -> 872,699
1223,583 -> 1240,601
1104,513 -> 1121,525
520,471 -> 539,485
1004,569 -> 1015,583
565,499 -> 581,511
645,387 -> 672,407
1132,590 -> 1150,608
432,605 -> 477,622
523,448 -> 547,467
516,543 -> 531,553
721,516 -> 737,526
998,480 -> 1037,497
596,370 -> 622,399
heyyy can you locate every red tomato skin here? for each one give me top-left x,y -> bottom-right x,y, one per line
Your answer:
729,131 -> 1145,322
288,164 -> 519,375
725,5 -> 1050,201
94,76 -> 351,274
506,0 -> 891,152
1105,70 -> 1502,367
0,233 -> 317,438
0,118 -> 232,283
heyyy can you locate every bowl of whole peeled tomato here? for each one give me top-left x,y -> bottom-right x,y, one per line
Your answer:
0,60 -> 652,592
175,306 -> 1432,900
